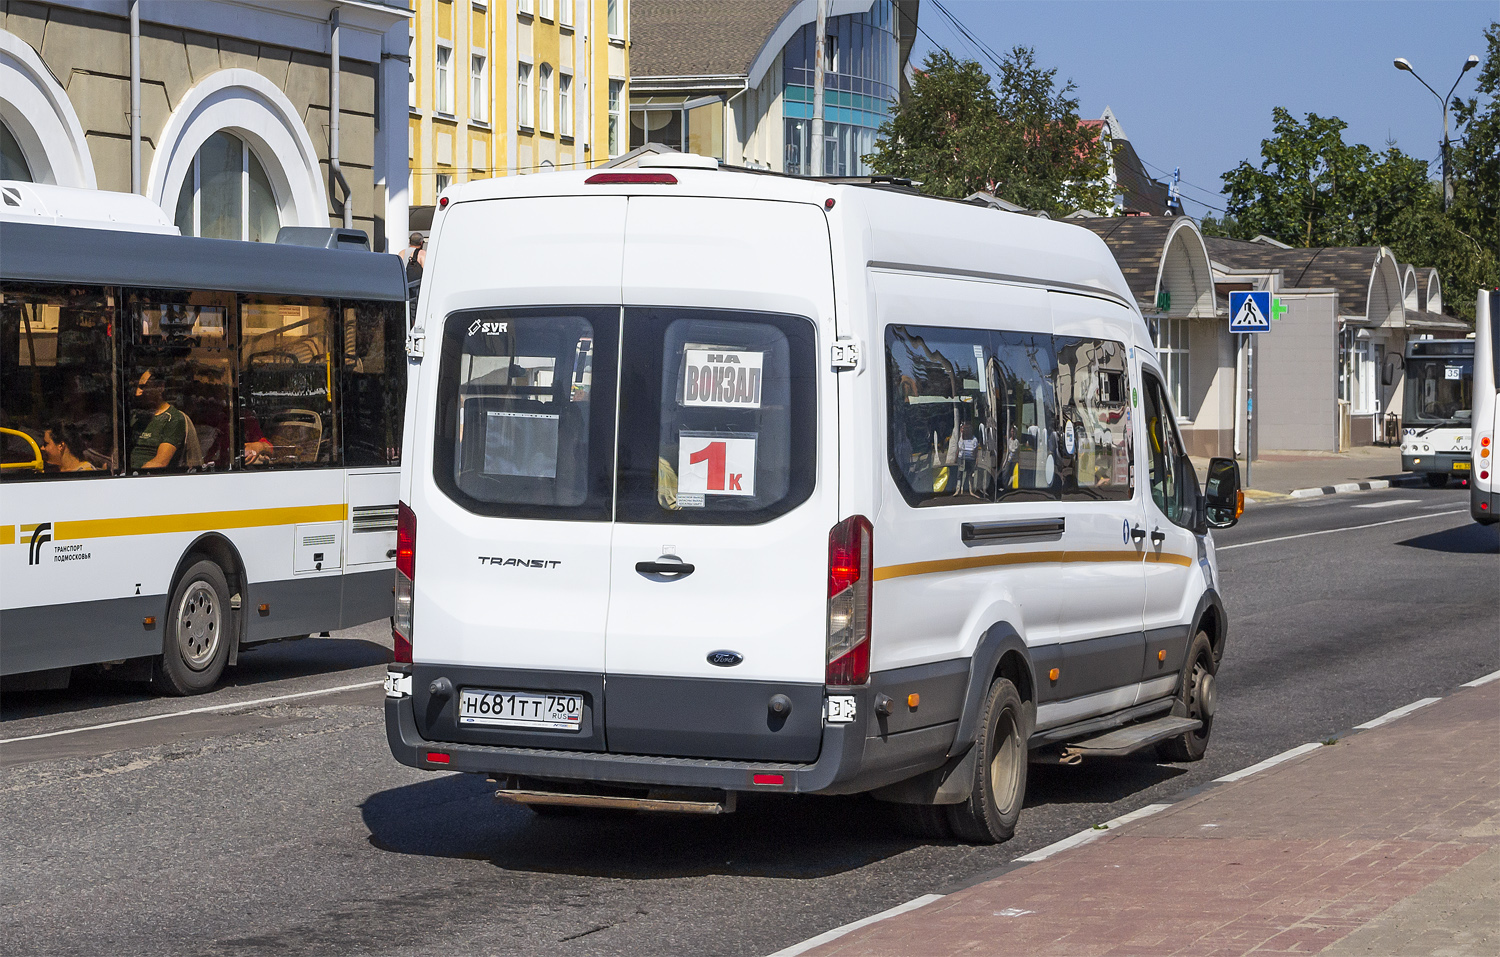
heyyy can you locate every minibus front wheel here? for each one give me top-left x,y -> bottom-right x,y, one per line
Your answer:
946,676 -> 1028,844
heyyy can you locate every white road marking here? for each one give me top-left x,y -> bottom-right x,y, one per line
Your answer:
1462,670 -> 1500,688
1354,697 -> 1441,730
766,894 -> 946,957
0,679 -> 384,746
1350,499 -> 1419,509
1012,803 -> 1171,863
1217,509 -> 1466,550
1213,742 -> 1323,783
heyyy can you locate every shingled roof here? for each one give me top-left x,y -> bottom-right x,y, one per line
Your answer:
631,0 -> 792,79
1075,217 -> 1176,306
1203,238 -> 1397,321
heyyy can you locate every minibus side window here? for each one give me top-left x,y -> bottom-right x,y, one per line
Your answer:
990,330 -> 1060,503
0,282 -> 119,479
1054,337 -> 1133,501
434,307 -> 617,521
1143,374 -> 1189,525
616,308 -> 816,525
885,325 -> 1001,506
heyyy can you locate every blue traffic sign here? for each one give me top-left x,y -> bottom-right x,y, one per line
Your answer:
1229,291 -> 1272,333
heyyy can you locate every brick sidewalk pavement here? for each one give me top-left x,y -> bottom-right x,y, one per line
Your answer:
804,680 -> 1499,957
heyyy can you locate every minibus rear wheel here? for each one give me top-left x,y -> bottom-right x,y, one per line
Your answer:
946,677 -> 1027,844
152,560 -> 232,696
1157,631 -> 1216,762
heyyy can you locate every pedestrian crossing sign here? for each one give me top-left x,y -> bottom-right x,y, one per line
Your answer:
1229,291 -> 1272,333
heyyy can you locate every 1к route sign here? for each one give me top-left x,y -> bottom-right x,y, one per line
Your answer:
1229,291 -> 1272,333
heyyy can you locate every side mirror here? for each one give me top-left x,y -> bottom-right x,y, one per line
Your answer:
1203,456 -> 1244,529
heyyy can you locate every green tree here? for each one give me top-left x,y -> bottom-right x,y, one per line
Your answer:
866,48 -> 1112,217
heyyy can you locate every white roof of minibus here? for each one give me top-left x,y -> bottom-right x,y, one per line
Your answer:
433,165 -> 1145,338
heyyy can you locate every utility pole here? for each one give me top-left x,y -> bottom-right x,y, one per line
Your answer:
1394,55 -> 1479,212
810,0 -> 828,177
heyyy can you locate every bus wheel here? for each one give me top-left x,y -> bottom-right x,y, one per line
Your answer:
1158,631 -> 1216,762
1426,472 -> 1449,488
946,677 -> 1027,844
152,560 -> 232,696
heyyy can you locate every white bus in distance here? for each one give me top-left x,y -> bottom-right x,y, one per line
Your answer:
1401,339 -> 1474,488
1472,289 -> 1498,524
386,156 -> 1244,844
1,183 -> 406,694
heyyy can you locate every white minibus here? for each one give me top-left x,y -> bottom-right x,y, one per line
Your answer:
2,183 -> 407,694
1473,289 -> 1498,524
386,157 -> 1243,843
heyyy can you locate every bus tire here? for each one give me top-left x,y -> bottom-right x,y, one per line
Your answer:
152,560 -> 232,696
1426,472 -> 1449,488
945,677 -> 1026,844
1157,631 -> 1216,762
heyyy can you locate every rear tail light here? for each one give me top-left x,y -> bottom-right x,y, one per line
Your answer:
393,501 -> 416,663
584,172 -> 678,185
826,515 -> 873,686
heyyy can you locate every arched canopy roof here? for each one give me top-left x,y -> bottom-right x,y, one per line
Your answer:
1074,216 -> 1215,318
1400,263 -> 1418,310
1203,238 -> 1405,325
0,27 -> 95,188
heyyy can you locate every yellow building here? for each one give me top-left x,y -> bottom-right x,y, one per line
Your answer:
408,0 -> 629,205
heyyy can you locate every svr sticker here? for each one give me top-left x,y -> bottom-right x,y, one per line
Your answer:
467,319 -> 508,337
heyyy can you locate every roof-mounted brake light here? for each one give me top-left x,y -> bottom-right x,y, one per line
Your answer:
585,172 -> 678,185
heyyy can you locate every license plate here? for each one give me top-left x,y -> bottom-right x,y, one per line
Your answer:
458,689 -> 584,731
1454,461 -> 1471,470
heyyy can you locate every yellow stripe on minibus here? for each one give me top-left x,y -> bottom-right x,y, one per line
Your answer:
53,504 -> 347,542
873,549 -> 1193,582
0,526 -> 13,546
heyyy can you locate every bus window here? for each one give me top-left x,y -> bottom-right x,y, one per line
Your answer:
240,296 -> 339,468
341,300 -> 405,467
126,291 -> 236,473
1,283 -> 118,478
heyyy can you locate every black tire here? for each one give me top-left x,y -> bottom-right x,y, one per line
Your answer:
151,560 -> 232,696
894,802 -> 952,841
945,677 -> 1027,844
1157,631 -> 1217,762
1426,472 -> 1449,488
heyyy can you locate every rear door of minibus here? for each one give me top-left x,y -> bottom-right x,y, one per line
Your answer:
604,195 -> 840,762
409,196 -> 624,751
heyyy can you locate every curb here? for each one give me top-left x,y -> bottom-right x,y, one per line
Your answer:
1286,475 -> 1425,499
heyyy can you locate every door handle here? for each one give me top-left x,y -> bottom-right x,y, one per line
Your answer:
1130,525 -> 1147,544
1150,528 -> 1167,546
635,560 -> 696,578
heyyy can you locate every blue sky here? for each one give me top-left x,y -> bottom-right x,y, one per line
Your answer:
909,0 -> 1497,217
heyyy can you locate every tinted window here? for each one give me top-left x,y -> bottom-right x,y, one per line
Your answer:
1143,374 -> 1189,527
126,290 -> 236,473
342,300 -> 405,467
617,308 -> 816,525
435,307 -> 617,521
239,296 -> 339,468
1055,337 -> 1134,501
885,325 -> 998,506
991,331 -> 1059,501
0,282 -> 118,479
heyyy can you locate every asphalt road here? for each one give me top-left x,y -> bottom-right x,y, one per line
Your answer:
2,485 -> 1496,957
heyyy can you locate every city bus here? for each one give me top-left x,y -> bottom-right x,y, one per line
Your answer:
1401,338 -> 1474,488
1,185 -> 406,694
1473,289 -> 1498,524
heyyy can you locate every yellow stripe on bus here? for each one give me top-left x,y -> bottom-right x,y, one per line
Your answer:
0,526 -> 13,546
873,549 -> 1193,582
53,504 -> 348,542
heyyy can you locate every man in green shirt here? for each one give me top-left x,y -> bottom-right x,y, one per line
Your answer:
129,369 -> 187,471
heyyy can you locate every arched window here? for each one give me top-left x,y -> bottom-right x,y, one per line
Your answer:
172,130 -> 280,242
1,119 -> 33,181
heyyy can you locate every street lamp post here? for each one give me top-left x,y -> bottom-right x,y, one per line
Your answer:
1394,54 -> 1480,211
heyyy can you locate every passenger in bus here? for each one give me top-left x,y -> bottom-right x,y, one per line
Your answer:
242,412 -> 274,465
41,422 -> 97,472
129,369 -> 188,471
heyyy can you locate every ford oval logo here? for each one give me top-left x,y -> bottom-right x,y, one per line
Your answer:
707,650 -> 743,668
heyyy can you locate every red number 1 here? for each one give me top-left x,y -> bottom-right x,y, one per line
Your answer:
689,441 -> 727,490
